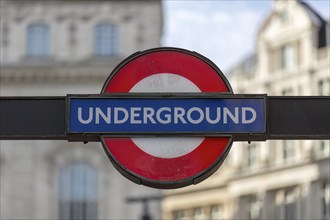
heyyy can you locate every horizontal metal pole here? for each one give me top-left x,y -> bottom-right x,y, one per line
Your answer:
0,95 -> 329,141
0,97 -> 67,140
267,96 -> 330,140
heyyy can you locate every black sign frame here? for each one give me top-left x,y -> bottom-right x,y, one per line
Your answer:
1,95 -> 329,141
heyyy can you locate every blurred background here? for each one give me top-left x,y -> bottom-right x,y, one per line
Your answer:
0,0 -> 329,219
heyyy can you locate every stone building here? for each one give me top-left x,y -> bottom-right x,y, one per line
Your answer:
0,1 -> 163,219
162,1 -> 330,219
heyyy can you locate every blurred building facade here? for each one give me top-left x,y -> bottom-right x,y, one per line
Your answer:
0,1 -> 163,219
162,1 -> 330,219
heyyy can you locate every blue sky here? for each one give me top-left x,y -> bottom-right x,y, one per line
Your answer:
162,0 -> 330,73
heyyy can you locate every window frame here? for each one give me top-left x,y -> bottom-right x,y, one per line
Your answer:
58,161 -> 98,220
321,182 -> 330,219
284,188 -> 298,220
26,24 -> 50,57
283,140 -> 296,163
94,23 -> 118,56
318,78 -> 330,96
281,44 -> 295,71
173,209 -> 186,220
247,143 -> 259,168
246,195 -> 260,220
192,207 -> 204,220
210,204 -> 223,220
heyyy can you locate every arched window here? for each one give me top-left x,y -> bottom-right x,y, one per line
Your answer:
94,24 -> 117,56
26,24 -> 50,57
59,162 -> 98,220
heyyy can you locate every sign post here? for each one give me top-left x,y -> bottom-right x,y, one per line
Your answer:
1,47 -> 329,189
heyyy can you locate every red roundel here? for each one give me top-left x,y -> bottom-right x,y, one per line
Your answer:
101,47 -> 233,189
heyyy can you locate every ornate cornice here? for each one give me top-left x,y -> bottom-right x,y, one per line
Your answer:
1,57 -> 123,83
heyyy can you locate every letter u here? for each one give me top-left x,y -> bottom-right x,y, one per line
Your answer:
78,107 -> 93,124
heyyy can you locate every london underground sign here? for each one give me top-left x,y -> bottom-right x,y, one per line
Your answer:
99,47 -> 237,188
66,47 -> 265,188
68,96 -> 265,134
1,47 -> 329,189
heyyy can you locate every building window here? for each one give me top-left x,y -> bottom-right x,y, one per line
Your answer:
247,143 -> 258,168
247,195 -> 260,220
283,140 -> 295,163
94,24 -> 117,56
192,207 -> 204,220
173,210 -> 185,220
269,41 -> 300,73
59,162 -> 98,220
27,24 -> 50,57
316,140 -> 330,158
284,189 -> 297,219
69,23 -> 77,46
321,182 -> 330,220
282,87 -> 294,96
281,44 -> 295,71
210,205 -> 222,220
318,79 -> 330,95
1,23 -> 9,47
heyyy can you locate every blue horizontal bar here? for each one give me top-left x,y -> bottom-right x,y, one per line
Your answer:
68,98 -> 265,134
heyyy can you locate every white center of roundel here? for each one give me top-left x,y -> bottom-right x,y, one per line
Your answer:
130,73 -> 205,158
